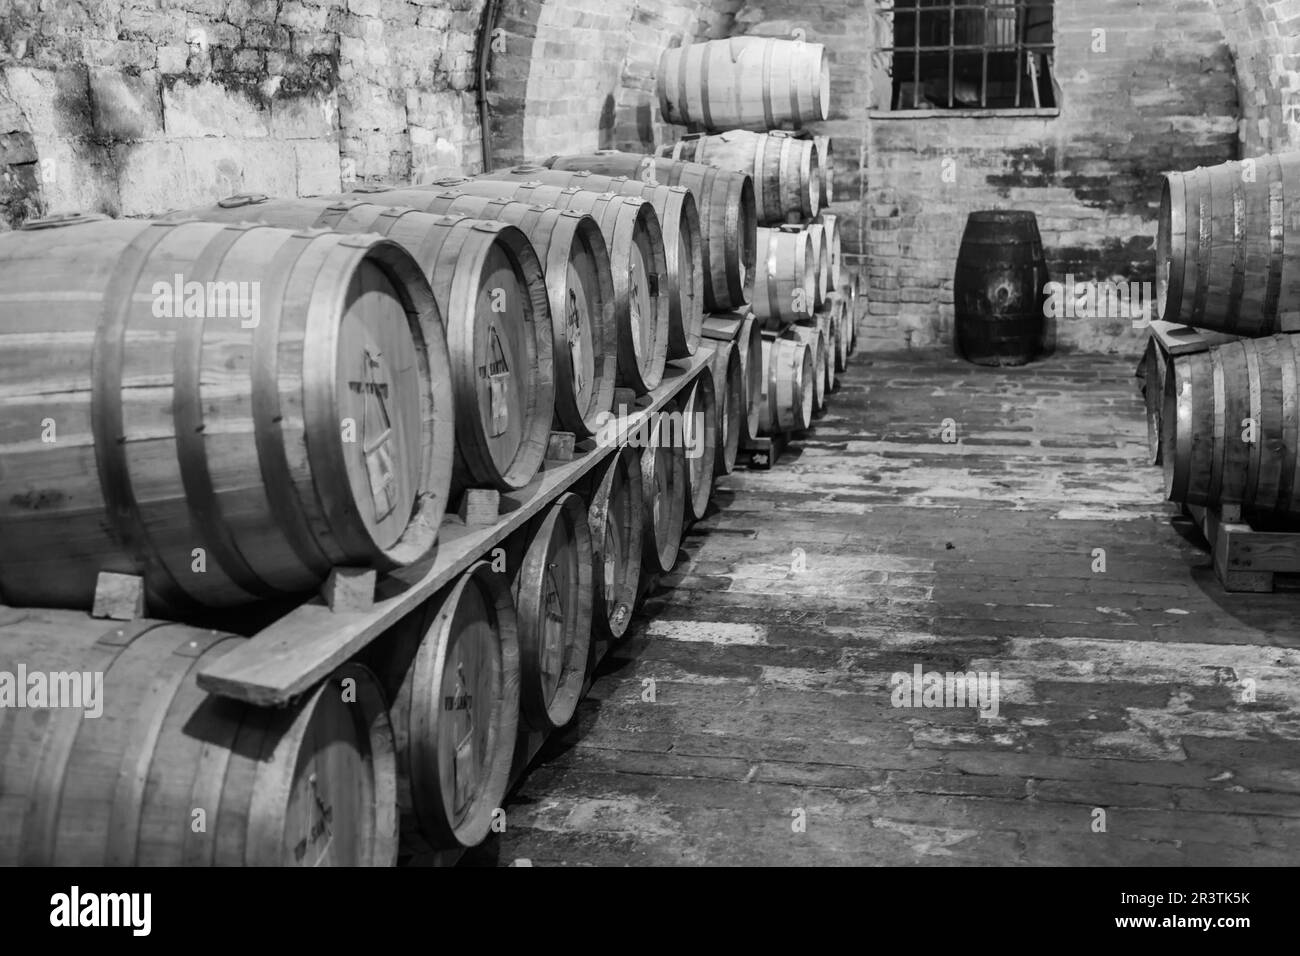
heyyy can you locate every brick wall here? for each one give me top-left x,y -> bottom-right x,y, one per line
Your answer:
865,0 -> 1240,356
1213,0 -> 1300,155
0,0 -> 486,227
488,0 -> 741,167
725,3 -> 873,260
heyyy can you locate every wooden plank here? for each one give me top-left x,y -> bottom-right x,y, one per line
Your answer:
1148,320 -> 1239,358
91,572 -> 144,621
321,568 -> 376,612
196,351 -> 712,707
545,431 -> 576,463
1229,533 -> 1300,572
1187,503 -> 1276,592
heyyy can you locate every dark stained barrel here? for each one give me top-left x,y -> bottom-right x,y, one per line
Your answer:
954,211 -> 1047,367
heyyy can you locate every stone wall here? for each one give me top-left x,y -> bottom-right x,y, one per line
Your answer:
487,0 -> 741,167
1213,0 -> 1300,155
864,0 -> 1241,356
0,0 -> 486,226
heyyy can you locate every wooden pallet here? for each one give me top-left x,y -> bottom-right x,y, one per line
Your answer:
196,349 -> 713,708
1185,501 -> 1300,592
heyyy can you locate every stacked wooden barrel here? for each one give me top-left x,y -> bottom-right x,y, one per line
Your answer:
329,185 -> 618,440
704,312 -> 764,446
583,446 -> 644,641
1148,152 -> 1300,523
0,29 -> 858,870
758,332 -> 815,435
0,212 -> 452,616
0,149 -> 729,871
0,608 -> 398,866
508,493 -> 594,732
350,179 -> 669,397
649,32 -> 852,457
656,36 -> 830,133
463,166 -> 706,361
364,561 -> 520,853
1162,335 -> 1300,520
165,195 -> 556,495
1157,154 -> 1300,335
544,151 -> 755,314
640,397 -> 689,574
659,130 -> 820,223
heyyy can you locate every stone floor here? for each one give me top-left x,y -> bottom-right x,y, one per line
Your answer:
465,349 -> 1300,866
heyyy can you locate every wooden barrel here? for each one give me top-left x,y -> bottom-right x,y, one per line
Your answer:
817,210 -> 842,291
364,561 -> 520,851
813,134 -> 834,206
808,222 -> 831,310
704,312 -> 763,443
1162,335 -> 1300,516
828,292 -> 850,373
470,166 -> 705,360
954,210 -> 1047,367
640,398 -> 688,573
818,310 -> 837,393
545,151 -> 756,313
753,225 -> 816,329
759,332 -> 814,435
1142,337 -> 1166,467
791,324 -> 827,412
0,213 -> 448,616
709,337 -> 744,475
585,445 -> 644,641
173,194 -> 553,494
681,371 -> 719,521
659,130 -> 819,223
844,271 -> 861,356
397,180 -> 669,395
336,186 -> 615,440
0,607 -> 397,866
1157,154 -> 1300,334
509,493 -> 593,731
657,37 -> 831,132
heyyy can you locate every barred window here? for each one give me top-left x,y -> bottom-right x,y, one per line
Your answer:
880,1 -> 1057,112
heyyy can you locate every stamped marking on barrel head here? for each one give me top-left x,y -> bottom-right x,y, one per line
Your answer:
479,327 -> 512,436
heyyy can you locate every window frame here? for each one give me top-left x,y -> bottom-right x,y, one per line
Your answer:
872,0 -> 1059,119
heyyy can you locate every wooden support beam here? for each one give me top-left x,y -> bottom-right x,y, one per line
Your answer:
458,489 -> 501,527
321,567 -> 376,612
91,572 -> 145,621
196,351 -> 712,708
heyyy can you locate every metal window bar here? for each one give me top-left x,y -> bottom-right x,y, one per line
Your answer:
913,3 -> 921,109
883,1 -> 1053,110
948,0 -> 955,108
1014,1 -> 1022,108
981,3 -> 988,108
